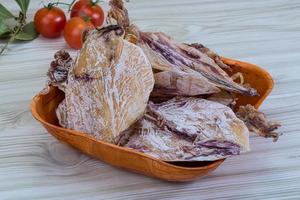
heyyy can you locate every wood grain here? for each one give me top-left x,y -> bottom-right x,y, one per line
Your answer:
1,0 -> 300,199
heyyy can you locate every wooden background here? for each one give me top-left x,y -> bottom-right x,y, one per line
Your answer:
1,0 -> 300,199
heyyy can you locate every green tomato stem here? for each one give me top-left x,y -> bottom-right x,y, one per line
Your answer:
47,1 -> 74,10
0,34 -> 17,55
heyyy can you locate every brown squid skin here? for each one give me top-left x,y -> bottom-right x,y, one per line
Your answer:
236,105 -> 282,142
124,97 -> 250,162
47,50 -> 73,91
188,43 -> 231,70
108,0 -> 130,29
108,0 -> 257,97
74,25 -> 125,78
139,32 -> 258,96
109,1 -> 280,141
55,25 -> 155,144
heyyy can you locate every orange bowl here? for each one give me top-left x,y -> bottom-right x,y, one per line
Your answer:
31,57 -> 274,182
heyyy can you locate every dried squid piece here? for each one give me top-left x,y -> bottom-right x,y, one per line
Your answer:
125,97 -> 250,161
125,119 -> 241,161
56,25 -> 154,144
152,70 -> 220,97
139,32 -> 258,96
47,50 -> 73,91
108,0 -> 130,28
188,43 -> 231,70
108,0 -> 257,97
236,105 -> 282,142
207,90 -> 237,108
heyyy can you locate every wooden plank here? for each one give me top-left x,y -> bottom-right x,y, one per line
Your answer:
0,0 -> 299,199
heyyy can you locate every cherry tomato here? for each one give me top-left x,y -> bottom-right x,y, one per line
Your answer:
64,17 -> 94,50
34,6 -> 66,38
70,0 -> 105,27
70,0 -> 89,17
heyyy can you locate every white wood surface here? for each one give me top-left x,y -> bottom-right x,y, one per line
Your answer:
1,0 -> 300,199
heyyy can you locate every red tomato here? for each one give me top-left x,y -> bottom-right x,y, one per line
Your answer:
70,0 -> 105,27
34,6 -> 66,38
64,17 -> 94,50
70,0 -> 89,17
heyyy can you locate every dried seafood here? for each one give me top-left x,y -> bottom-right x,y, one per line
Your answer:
236,105 -> 282,142
207,90 -> 237,108
54,25 -> 154,144
108,0 -> 258,97
151,70 -> 220,97
125,97 -> 250,161
47,50 -> 73,91
139,32 -> 257,96
44,1 -> 282,163
188,43 -> 231,70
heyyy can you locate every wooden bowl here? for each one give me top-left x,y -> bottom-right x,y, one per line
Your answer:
31,57 -> 274,182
